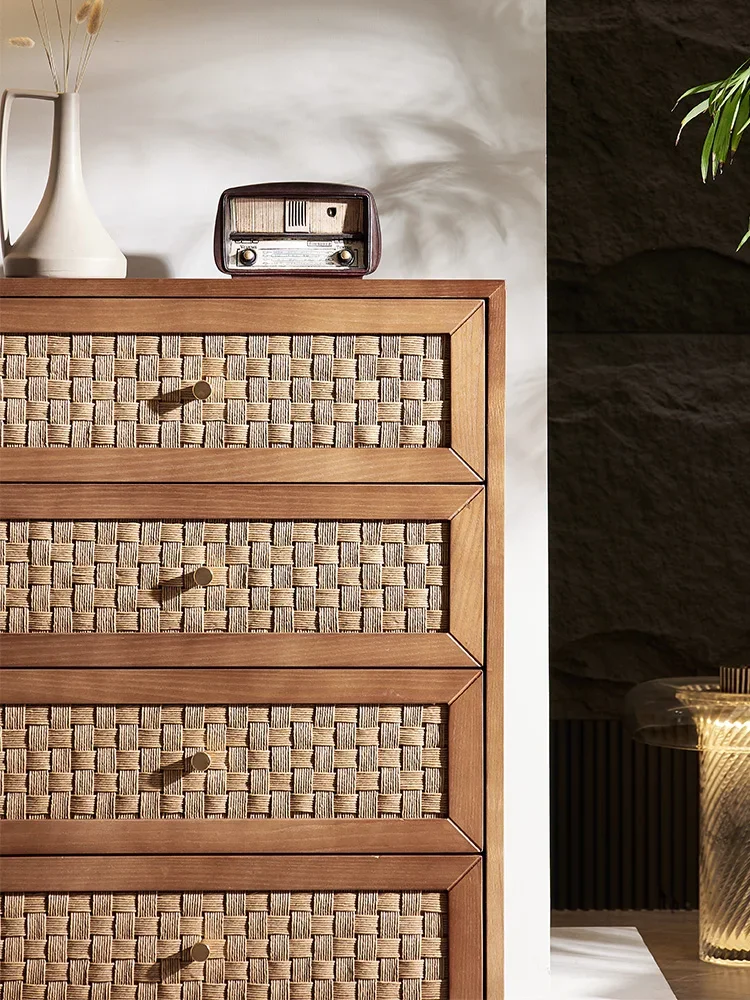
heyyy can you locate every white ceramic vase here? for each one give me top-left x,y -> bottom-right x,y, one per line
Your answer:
0,90 -> 126,278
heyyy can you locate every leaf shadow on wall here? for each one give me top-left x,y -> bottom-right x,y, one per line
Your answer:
359,117 -> 542,270
360,0 -> 545,269
91,0 -> 544,275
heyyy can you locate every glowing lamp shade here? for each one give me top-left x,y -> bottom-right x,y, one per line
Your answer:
627,675 -> 750,966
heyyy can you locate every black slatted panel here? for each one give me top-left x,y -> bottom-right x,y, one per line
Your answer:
551,719 -> 699,910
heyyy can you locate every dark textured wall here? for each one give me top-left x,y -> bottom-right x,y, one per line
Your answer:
549,1 -> 750,718
549,0 -> 750,332
550,333 -> 750,719
548,2 -> 749,909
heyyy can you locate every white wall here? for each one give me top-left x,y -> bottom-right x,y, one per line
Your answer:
1,2 -> 548,994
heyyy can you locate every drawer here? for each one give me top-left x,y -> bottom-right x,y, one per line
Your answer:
0,669 -> 482,854
0,299 -> 486,483
0,857 -> 482,1000
0,487 -> 483,666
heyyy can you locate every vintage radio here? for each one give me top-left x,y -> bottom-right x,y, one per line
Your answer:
214,182 -> 381,277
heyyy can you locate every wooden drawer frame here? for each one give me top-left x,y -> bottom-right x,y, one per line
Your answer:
0,668 -> 482,855
0,485 -> 484,667
0,856 -> 482,1000
0,278 -> 504,999
0,297 -> 485,485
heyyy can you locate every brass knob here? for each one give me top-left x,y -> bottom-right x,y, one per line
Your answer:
190,942 -> 210,963
194,567 -> 214,587
337,249 -> 354,265
192,380 -> 212,400
190,751 -> 212,772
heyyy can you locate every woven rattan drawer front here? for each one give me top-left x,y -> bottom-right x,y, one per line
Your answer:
0,889 -> 449,1000
0,334 -> 449,450
0,704 -> 447,821
0,520 -> 448,635
0,669 -> 483,855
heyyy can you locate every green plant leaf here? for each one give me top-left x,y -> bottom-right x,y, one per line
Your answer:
676,98 -> 710,143
712,88 -> 742,170
700,115 -> 718,181
673,81 -> 720,108
709,71 -> 750,118
728,89 -> 749,155
737,219 -> 750,252
675,59 -> 750,246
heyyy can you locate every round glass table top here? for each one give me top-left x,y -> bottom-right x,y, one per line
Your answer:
626,678 -> 750,752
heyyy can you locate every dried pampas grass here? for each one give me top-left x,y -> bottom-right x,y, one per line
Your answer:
75,1 -> 92,23
86,0 -> 103,35
16,0 -> 113,92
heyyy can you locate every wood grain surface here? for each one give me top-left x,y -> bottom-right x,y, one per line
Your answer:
449,676 -> 484,850
449,861 -> 484,1000
451,307 -> 487,478
0,484 -> 480,519
485,281 -> 506,997
0,278 -> 505,299
0,668 -> 479,704
0,298 -> 480,335
0,449 -> 480,484
0,633 -> 480,668
0,819 -> 478,857
450,492 -> 486,664
0,854 -> 478,891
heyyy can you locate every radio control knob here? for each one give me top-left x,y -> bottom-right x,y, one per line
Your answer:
337,249 -> 354,265
238,248 -> 257,265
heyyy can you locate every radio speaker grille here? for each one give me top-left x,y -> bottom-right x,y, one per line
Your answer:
285,199 -> 308,232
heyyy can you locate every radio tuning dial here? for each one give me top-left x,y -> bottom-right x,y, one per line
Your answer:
337,249 -> 354,266
238,248 -> 256,266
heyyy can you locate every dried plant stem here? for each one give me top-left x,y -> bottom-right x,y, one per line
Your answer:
20,0 -> 111,92
75,2 -> 108,91
65,0 -> 74,92
29,0 -> 60,90
73,31 -> 91,91
76,36 -> 96,90
52,0 -> 68,90
39,1 -> 59,84
53,2 -> 65,65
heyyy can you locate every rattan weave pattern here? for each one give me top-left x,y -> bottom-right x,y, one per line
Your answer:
0,891 -> 448,999
0,334 -> 449,449
0,520 -> 449,634
0,704 -> 447,820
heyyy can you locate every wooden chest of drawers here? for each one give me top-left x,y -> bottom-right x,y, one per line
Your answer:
0,279 -> 504,999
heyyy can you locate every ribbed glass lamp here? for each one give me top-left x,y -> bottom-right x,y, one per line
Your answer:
626,667 -> 750,965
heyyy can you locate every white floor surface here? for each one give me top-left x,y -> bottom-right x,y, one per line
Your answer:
551,926 -> 678,1000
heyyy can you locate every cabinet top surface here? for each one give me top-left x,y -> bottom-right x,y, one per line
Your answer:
0,278 -> 505,299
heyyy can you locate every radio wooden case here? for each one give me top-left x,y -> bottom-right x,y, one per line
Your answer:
214,182 -> 381,277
